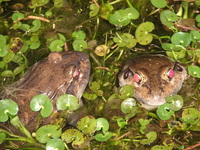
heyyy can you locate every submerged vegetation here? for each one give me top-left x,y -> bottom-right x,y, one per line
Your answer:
0,0 -> 200,149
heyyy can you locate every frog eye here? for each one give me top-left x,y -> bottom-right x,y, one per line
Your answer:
73,68 -> 80,79
166,68 -> 174,78
133,72 -> 142,83
123,68 -> 133,79
175,63 -> 183,72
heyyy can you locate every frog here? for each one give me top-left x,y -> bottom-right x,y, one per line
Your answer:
0,51 -> 91,132
118,55 -> 187,110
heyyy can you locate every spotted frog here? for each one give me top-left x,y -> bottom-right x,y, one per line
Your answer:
118,55 -> 187,110
1,51 -> 90,132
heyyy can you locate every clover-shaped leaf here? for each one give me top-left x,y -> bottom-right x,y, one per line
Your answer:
36,125 -> 62,143
135,22 -> 155,45
76,115 -> 97,135
46,139 -> 64,150
56,94 -> 80,111
30,94 -> 53,118
0,99 -> 19,122
121,98 -> 137,114
156,103 -> 174,120
113,33 -> 137,48
171,32 -> 191,47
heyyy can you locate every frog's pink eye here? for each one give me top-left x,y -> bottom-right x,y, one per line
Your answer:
73,69 -> 80,79
133,73 -> 141,83
166,69 -> 174,78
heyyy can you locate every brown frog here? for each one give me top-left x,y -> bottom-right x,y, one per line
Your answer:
118,55 -> 187,110
1,51 -> 90,132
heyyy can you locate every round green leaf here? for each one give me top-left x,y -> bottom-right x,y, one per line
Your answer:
1,70 -> 14,77
109,9 -> 131,26
181,108 -> 200,125
3,52 -> 15,63
95,131 -> 113,142
196,14 -> 200,22
12,12 -> 25,21
156,103 -> 174,120
72,30 -> 86,40
190,30 -> 200,42
49,40 -> 64,52
76,115 -> 97,135
160,10 -> 178,28
171,32 -> 191,47
188,65 -> 200,78
72,39 -> 87,51
30,94 -> 53,118
0,99 -> 19,122
165,94 -> 183,111
121,98 -> 137,114
61,129 -> 86,148
119,85 -> 134,99
150,0 -> 167,8
56,94 -> 80,111
140,131 -> 157,145
100,3 -> 114,20
36,125 -> 62,143
46,139 -> 64,150
96,118 -> 109,133
89,3 -> 99,17
30,19 -> 41,32
135,22 -> 155,45
124,7 -> 139,20
0,132 -> 6,144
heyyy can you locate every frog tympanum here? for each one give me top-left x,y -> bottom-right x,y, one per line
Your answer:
1,51 -> 90,132
118,55 -> 187,110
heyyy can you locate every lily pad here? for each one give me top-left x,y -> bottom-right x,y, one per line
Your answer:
30,19 -> 41,32
49,39 -> 64,52
30,94 -> 53,118
181,108 -> 200,125
135,22 -> 155,45
113,33 -> 137,48
0,99 -> 19,122
12,12 -> 24,21
76,115 -> 97,135
56,94 -> 80,111
72,30 -> 86,40
72,39 -> 87,51
36,125 -> 62,143
190,30 -> 200,42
